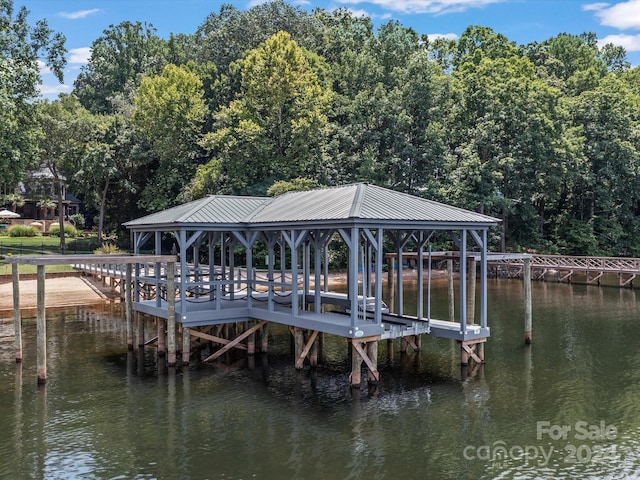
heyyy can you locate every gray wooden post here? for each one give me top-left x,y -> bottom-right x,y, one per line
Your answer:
467,257 -> 476,324
167,262 -> 176,366
524,257 -> 533,344
447,259 -> 455,322
126,264 -> 133,350
12,263 -> 22,363
36,265 -> 46,384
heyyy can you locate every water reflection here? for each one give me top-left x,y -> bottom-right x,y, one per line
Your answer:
1,280 -> 640,478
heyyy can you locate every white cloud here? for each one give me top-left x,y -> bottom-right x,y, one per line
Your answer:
598,33 -> 640,50
58,9 -> 101,20
37,60 -> 51,75
334,0 -> 505,15
247,0 -> 270,7
39,83 -> 71,95
593,0 -> 640,29
426,32 -> 459,40
68,47 -> 92,65
346,8 -> 373,17
582,2 -> 610,11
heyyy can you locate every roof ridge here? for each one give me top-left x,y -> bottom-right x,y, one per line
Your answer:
349,183 -> 366,218
176,196 -> 214,223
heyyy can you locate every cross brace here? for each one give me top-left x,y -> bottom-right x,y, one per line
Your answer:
201,321 -> 267,363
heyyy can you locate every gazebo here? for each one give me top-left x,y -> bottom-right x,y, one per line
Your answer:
125,183 -> 499,385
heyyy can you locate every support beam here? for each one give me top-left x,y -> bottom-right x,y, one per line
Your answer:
294,330 -> 319,369
188,329 -> 247,350
36,265 -> 46,385
467,257 -> 476,324
202,321 -> 267,363
182,326 -> 191,365
524,258 -> 532,345
447,259 -> 455,322
459,339 -> 486,365
157,318 -> 166,356
126,264 -> 133,350
350,338 -> 380,385
167,262 -> 176,366
12,263 -> 22,363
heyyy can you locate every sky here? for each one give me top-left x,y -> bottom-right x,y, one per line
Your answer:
17,0 -> 640,98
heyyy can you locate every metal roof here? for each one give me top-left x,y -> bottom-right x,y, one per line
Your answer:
125,183 -> 499,229
123,195 -> 269,227
250,184 -> 498,224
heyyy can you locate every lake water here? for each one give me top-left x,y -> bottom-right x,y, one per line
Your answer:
1,278 -> 639,479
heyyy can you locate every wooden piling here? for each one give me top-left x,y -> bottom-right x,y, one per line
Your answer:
167,262 -> 176,366
247,320 -> 256,355
350,341 -> 363,387
125,264 -> 133,350
293,327 -> 304,369
157,318 -> 166,356
524,257 -> 533,344
309,333 -> 318,367
182,326 -> 190,365
366,341 -> 379,384
260,322 -> 269,353
36,265 -> 46,384
12,263 -> 22,363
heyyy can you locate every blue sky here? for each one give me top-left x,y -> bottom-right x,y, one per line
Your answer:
19,0 -> 640,98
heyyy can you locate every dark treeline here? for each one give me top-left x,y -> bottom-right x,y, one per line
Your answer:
4,1 -> 640,254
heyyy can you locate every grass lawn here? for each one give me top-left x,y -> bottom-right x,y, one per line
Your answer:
0,234 -> 105,275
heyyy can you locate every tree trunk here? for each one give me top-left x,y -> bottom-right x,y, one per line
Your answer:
98,177 -> 110,244
49,163 -> 65,254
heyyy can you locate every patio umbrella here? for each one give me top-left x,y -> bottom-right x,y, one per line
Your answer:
0,209 -> 20,218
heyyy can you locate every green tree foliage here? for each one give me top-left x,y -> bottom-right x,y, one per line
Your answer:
74,21 -> 167,114
132,64 -> 207,211
42,2 -> 640,256
0,0 -> 66,188
197,31 -> 331,196
448,43 -> 568,249
37,95 -> 94,252
267,178 -> 322,196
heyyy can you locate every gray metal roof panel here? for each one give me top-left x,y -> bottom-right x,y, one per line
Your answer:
125,183 -> 499,229
249,183 -> 499,224
123,195 -> 268,227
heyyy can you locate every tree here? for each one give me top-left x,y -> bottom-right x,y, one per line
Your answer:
74,21 -> 167,114
37,95 -> 94,252
447,51 -> 568,250
4,193 -> 24,212
0,0 -> 66,189
560,74 -> 640,255
132,64 -> 207,211
197,31 -> 332,196
267,178 -> 322,196
72,113 -> 133,243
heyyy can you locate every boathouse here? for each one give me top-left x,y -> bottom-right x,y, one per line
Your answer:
124,183 -> 499,385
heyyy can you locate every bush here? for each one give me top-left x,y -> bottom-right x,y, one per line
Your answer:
94,243 -> 122,254
70,213 -> 85,228
49,224 -> 79,238
8,225 -> 38,237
